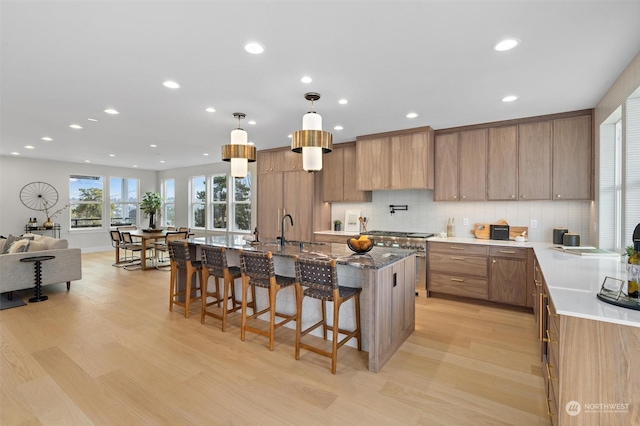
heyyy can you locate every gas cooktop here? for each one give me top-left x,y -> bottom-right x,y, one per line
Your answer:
363,230 -> 434,239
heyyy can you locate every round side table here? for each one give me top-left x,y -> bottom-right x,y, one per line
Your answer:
19,255 -> 55,302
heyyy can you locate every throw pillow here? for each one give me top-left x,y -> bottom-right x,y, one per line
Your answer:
2,234 -> 25,254
8,239 -> 30,253
27,240 -> 47,252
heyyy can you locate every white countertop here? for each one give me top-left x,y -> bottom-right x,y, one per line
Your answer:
428,236 -> 640,328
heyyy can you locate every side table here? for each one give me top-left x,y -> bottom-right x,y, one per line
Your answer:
20,255 -> 55,302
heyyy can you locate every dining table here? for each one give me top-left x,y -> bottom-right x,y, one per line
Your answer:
125,229 -> 172,270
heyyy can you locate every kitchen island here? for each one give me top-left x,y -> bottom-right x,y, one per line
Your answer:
189,235 -> 417,372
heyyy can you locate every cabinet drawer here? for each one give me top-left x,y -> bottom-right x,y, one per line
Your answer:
429,242 -> 489,255
489,246 -> 528,259
547,373 -> 559,426
429,252 -> 488,277
429,272 -> 488,300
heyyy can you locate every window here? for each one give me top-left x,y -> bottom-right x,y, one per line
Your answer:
190,176 -> 206,228
69,175 -> 104,228
232,173 -> 252,232
109,177 -> 139,227
162,179 -> 175,227
210,174 -> 227,230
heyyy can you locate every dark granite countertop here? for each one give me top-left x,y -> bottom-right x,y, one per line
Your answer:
188,235 -> 415,269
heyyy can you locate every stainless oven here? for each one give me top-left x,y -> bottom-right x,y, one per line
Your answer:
362,231 -> 433,296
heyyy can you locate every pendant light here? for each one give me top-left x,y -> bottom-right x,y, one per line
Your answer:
291,92 -> 332,172
221,112 -> 256,178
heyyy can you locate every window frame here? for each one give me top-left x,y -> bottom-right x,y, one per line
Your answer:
69,174 -> 105,230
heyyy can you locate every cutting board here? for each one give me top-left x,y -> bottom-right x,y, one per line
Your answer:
471,219 -> 528,240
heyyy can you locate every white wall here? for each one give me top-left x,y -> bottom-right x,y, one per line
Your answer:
330,190 -> 592,244
0,155 -> 156,251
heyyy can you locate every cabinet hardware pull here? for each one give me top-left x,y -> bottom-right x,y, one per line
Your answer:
450,278 -> 464,282
499,250 -> 516,254
492,259 -> 496,264
546,329 -> 557,344
546,363 -> 557,380
449,247 -> 464,250
547,304 -> 558,317
556,194 -> 562,198
450,256 -> 464,260
534,279 -> 542,287
546,398 -> 555,417
461,195 -> 466,199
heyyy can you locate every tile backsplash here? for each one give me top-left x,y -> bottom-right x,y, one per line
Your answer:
330,189 -> 592,244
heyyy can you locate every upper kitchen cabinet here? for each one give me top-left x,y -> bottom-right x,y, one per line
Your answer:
552,115 -> 592,200
435,129 -> 487,201
323,143 -> 372,202
356,127 -> 434,191
518,121 -> 552,200
487,126 -> 518,200
257,149 -> 303,174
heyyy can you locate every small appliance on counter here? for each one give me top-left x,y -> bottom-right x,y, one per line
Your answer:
490,224 -> 509,240
553,228 -> 569,244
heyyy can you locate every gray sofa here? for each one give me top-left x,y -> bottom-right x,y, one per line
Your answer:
0,235 -> 82,295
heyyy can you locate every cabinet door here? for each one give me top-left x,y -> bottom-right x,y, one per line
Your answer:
342,144 -> 371,202
257,172 -> 283,240
519,121 -> 552,200
356,137 -> 390,190
257,150 -> 283,174
434,133 -> 459,201
552,115 -> 592,200
490,257 -> 527,306
487,126 -> 518,200
322,147 -> 344,202
282,149 -> 303,171
391,132 -> 433,189
283,170 -> 314,242
459,129 -> 487,201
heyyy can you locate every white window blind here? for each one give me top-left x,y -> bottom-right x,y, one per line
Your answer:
599,122 -> 616,250
626,96 -> 640,247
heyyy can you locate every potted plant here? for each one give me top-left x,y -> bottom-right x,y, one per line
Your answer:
334,220 -> 342,231
140,192 -> 162,229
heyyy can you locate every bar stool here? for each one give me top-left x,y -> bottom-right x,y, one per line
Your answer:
168,240 -> 203,318
294,257 -> 362,374
239,250 -> 299,351
200,245 -> 255,331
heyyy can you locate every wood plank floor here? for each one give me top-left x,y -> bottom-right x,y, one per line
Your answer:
1,251 -> 549,425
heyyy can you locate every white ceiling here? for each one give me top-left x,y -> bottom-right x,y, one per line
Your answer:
2,1 -> 639,171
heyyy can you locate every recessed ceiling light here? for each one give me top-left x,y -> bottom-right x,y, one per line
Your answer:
203,153 -> 209,156
334,125 -> 344,130
150,144 -> 157,148
301,76 -> 312,84
163,81 -> 180,89
248,142 -> 255,146
493,38 -> 520,52
85,160 -> 91,163
133,165 -> 138,168
109,154 -> 115,157
87,118 -> 98,122
160,160 -> 166,163
287,134 -> 292,138
406,112 -> 418,118
248,120 -> 256,125
69,124 -> 82,129
502,95 -> 519,102
338,99 -> 348,105
42,137 -> 53,141
206,107 -> 216,113
244,42 -> 265,54
104,108 -> 119,114
24,145 -> 35,149
11,152 -> 20,155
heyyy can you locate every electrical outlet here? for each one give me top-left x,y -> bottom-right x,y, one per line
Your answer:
463,218 -> 469,226
530,219 -> 538,229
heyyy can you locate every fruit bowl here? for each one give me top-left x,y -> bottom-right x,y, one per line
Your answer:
347,238 -> 375,253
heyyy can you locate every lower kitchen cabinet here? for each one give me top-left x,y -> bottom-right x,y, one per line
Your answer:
489,246 -> 527,306
428,241 -> 531,309
536,267 -> 640,425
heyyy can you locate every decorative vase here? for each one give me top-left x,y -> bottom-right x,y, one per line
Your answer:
43,218 -> 54,229
148,212 -> 156,229
334,224 -> 341,231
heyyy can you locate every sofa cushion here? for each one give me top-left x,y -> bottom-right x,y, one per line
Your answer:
27,240 -> 47,252
43,237 -> 68,249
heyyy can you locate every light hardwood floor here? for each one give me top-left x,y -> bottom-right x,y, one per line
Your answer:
1,251 -> 549,425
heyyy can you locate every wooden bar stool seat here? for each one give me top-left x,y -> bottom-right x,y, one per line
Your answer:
294,257 -> 362,374
200,245 -> 255,331
168,240 -> 203,318
239,250 -> 299,351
